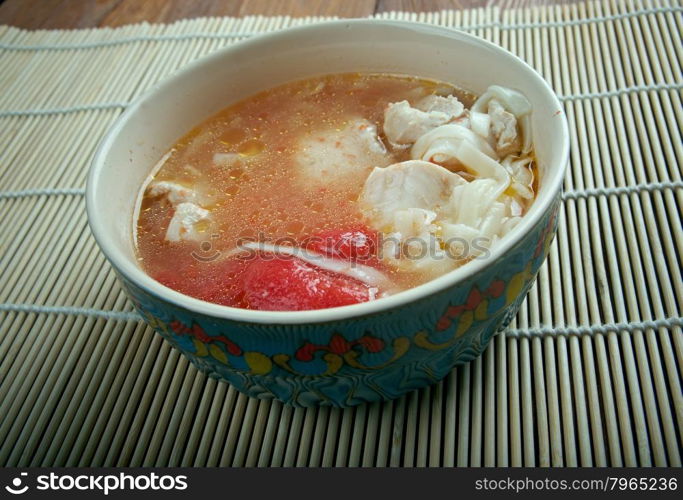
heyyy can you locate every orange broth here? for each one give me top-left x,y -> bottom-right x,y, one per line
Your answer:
135,73 -> 529,309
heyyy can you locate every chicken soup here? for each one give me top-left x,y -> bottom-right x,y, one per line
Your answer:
136,73 -> 536,311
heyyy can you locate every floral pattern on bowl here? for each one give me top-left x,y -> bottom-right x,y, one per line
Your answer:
117,194 -> 560,407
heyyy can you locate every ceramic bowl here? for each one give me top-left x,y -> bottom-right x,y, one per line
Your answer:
87,20 -> 569,407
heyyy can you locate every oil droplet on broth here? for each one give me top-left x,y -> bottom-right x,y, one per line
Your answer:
284,221 -> 304,236
238,139 -> 265,157
229,167 -> 244,180
219,127 -> 246,145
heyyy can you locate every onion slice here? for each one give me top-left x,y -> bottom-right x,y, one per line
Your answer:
469,111 -> 491,138
454,141 -> 510,199
411,123 -> 497,162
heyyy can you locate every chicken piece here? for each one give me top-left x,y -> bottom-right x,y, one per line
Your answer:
382,95 -> 466,146
416,94 -> 465,117
471,85 -> 532,154
392,208 -> 438,239
148,180 -> 211,242
165,202 -> 210,242
360,161 -> 464,277
488,99 -> 522,157
148,181 -> 197,205
360,160 -> 521,276
383,100 -> 448,145
359,160 -> 466,229
294,118 -> 391,186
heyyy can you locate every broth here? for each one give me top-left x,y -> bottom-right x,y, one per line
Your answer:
136,73 -> 536,310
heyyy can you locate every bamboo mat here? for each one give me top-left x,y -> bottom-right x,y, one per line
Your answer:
0,0 -> 682,468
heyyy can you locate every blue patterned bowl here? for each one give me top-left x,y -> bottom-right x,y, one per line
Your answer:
87,20 -> 568,407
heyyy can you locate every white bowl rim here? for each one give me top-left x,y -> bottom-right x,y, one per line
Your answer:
87,19 -> 569,325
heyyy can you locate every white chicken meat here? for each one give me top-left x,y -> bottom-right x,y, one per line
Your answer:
359,159 -> 523,275
471,85 -> 532,155
382,94 -> 466,145
165,202 -> 210,242
148,181 -> 197,205
147,180 -> 211,242
294,118 -> 392,187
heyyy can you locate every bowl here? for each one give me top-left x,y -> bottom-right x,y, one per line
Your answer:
87,20 -> 569,407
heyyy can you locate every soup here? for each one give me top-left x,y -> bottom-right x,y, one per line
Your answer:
135,73 -> 536,311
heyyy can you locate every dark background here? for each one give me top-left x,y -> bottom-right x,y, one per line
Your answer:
0,0 -> 579,29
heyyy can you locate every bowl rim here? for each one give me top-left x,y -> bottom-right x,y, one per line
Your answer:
87,19 -> 569,325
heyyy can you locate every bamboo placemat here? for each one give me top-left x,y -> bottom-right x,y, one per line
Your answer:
0,0 -> 681,467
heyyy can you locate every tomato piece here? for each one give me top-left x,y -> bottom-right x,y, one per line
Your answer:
304,225 -> 379,265
241,255 -> 372,311
152,225 -> 384,311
